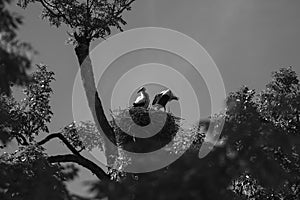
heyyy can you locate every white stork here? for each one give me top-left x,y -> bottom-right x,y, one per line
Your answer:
152,89 -> 179,111
132,87 -> 150,109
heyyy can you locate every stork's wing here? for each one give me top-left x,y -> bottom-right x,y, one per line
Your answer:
133,101 -> 146,107
152,93 -> 162,105
133,95 -> 146,107
134,95 -> 145,104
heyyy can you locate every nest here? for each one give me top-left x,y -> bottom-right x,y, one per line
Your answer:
110,107 -> 181,153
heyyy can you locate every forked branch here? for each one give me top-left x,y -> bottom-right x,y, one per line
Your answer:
38,132 -> 110,181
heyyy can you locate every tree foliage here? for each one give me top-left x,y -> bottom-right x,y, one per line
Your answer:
17,0 -> 136,168
0,145 -> 74,200
0,66 -> 78,200
0,53 -> 299,200
0,65 -> 108,200
0,64 -> 54,146
86,67 -> 300,200
0,0 -> 35,96
2,1 -> 299,199
17,0 -> 135,44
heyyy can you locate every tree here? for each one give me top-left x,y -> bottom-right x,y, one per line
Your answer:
2,1 -> 299,199
0,44 -> 298,200
0,0 -> 36,144
0,0 -> 35,96
0,145 -> 73,200
0,65 -> 111,199
85,67 -> 300,200
17,0 -> 135,166
0,65 -> 74,200
0,64 -> 54,147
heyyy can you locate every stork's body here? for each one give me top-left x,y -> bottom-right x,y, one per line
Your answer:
152,89 -> 179,111
133,87 -> 150,109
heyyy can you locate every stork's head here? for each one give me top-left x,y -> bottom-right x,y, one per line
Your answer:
137,87 -> 146,93
169,90 -> 179,101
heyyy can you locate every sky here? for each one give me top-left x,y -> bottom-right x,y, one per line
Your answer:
8,0 -> 300,197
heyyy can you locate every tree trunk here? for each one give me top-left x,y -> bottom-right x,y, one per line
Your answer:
74,41 -> 118,167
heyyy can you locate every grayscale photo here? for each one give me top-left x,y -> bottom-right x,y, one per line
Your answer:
0,0 -> 300,199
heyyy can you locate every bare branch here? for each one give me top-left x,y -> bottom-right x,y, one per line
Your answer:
39,0 -> 60,18
39,0 -> 73,27
37,132 -> 80,156
84,0 -> 91,38
48,154 -> 110,180
52,1 -> 73,27
114,0 -> 135,18
38,133 -> 111,181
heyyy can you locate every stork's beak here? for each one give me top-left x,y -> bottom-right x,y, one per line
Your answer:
137,87 -> 144,93
173,96 -> 179,101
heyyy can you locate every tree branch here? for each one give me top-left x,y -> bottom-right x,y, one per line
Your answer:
38,133 -> 111,181
11,131 -> 29,146
52,1 -> 73,27
37,132 -> 80,156
48,154 -> 110,181
18,134 -> 29,145
39,0 -> 60,18
114,0 -> 135,18
39,0 -> 73,27
86,0 -> 89,10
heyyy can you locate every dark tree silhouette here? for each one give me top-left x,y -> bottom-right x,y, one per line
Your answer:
0,65 -> 110,200
17,0 -> 135,166
0,0 -> 34,96
0,65 -> 77,200
86,67 -> 300,200
1,2 -> 299,199
0,53 -> 299,200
